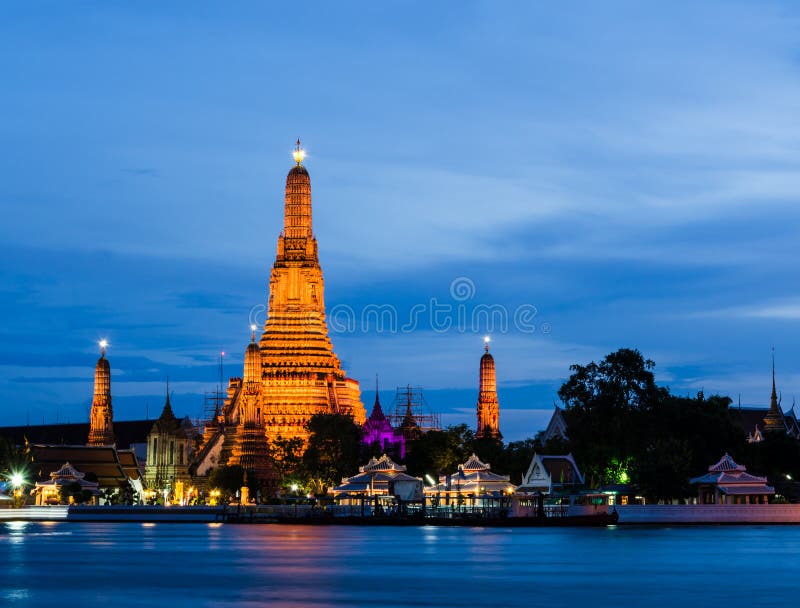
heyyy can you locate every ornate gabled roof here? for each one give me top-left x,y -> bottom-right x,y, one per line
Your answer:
708,453 -> 745,473
461,454 -> 491,472
360,454 -> 406,473
50,461 -> 85,481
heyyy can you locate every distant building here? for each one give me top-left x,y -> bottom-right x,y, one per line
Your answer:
690,453 -> 774,505
87,341 -> 115,446
516,453 -> 584,495
11,345 -> 146,503
28,443 -> 143,500
0,419 -> 153,459
144,386 -> 194,498
735,360 -> 799,442
476,338 -> 501,440
362,380 -> 405,458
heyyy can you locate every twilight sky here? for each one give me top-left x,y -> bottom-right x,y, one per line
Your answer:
1,2 -> 799,440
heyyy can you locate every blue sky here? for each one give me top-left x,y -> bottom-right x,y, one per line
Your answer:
1,2 -> 799,440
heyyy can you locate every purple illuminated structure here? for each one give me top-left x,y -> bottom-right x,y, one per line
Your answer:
362,379 -> 406,459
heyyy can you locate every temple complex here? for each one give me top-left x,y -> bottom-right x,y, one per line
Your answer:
87,340 -> 114,446
193,142 -> 365,481
476,337 -> 501,439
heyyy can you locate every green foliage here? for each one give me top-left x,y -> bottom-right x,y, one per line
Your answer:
404,424 -> 475,478
558,348 -> 750,500
403,426 -> 537,485
269,435 -> 305,481
208,465 -> 245,498
299,414 -> 364,493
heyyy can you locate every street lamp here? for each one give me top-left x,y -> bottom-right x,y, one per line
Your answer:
10,472 -> 24,488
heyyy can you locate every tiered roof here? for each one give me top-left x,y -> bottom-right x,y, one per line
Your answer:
426,454 -> 515,496
29,444 -> 133,488
333,454 -> 422,496
34,461 -> 100,494
690,453 -> 774,496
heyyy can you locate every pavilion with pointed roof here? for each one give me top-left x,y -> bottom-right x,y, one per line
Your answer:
32,461 -> 101,505
690,453 -> 774,505
332,454 -> 423,504
425,454 -> 516,507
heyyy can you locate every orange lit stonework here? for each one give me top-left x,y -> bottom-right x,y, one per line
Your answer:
476,339 -> 501,440
87,342 -> 114,446
198,144 -> 365,471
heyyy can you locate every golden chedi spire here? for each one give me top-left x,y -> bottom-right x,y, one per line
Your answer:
251,141 -> 365,444
88,339 -> 115,445
476,336 -> 501,440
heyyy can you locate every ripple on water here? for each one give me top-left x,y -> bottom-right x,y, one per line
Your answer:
1,523 -> 799,607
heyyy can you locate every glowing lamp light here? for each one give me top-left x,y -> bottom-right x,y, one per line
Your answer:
425,474 -> 436,486
10,472 -> 24,488
99,339 -> 109,354
292,144 -> 306,165
484,336 -> 491,344
250,324 -> 257,332
290,483 -> 299,492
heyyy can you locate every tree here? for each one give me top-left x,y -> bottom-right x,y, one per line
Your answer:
559,348 -> 664,485
269,435 -> 305,484
299,414 -> 364,493
208,465 -> 245,500
558,348 -> 750,501
404,425 -> 474,478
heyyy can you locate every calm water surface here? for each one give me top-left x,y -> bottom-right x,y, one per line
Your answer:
2,522 -> 800,606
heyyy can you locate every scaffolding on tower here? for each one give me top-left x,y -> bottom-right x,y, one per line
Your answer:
388,385 -> 441,434
200,350 -> 227,431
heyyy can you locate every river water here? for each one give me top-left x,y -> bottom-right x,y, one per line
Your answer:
2,522 -> 799,606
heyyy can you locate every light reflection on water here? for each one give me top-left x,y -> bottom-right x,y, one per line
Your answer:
1,522 -> 799,606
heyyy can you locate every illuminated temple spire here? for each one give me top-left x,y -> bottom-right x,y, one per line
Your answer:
476,336 -> 501,440
87,339 -> 115,445
763,348 -> 786,434
254,140 -> 366,444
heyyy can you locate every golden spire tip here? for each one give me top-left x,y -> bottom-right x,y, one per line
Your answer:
292,139 -> 306,165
